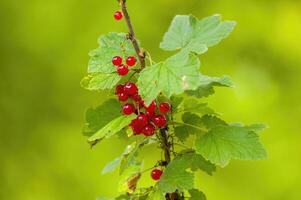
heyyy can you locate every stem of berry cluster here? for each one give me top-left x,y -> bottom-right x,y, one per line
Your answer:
119,0 -> 146,71
118,1 -> 180,199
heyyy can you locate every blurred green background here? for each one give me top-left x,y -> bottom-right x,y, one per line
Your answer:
1,0 -> 301,199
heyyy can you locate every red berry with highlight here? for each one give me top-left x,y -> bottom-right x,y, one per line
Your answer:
159,102 -> 171,113
124,82 -> 138,95
136,114 -> 148,127
145,101 -> 156,114
122,103 -> 135,115
142,124 -> 156,136
151,169 -> 163,181
117,65 -> 129,76
114,11 -> 123,20
115,84 -> 124,94
112,56 -> 122,66
126,56 -> 137,66
118,92 -> 129,102
130,119 -> 143,134
152,115 -> 167,128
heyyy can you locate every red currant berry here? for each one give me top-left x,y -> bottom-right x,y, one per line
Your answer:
118,92 -> 129,102
126,56 -> 137,66
145,110 -> 155,118
145,101 -> 156,114
159,102 -> 171,113
124,82 -> 138,95
130,119 -> 143,134
117,65 -> 129,76
132,93 -> 142,102
115,84 -> 124,94
151,169 -> 163,181
112,56 -> 122,66
142,124 -> 156,136
136,114 -> 148,127
152,115 -> 167,128
122,103 -> 135,115
114,11 -> 123,20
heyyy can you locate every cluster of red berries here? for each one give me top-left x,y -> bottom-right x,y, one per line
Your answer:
112,56 -> 137,76
113,10 -> 165,182
115,83 -> 171,137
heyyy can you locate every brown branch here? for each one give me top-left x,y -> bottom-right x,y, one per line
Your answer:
119,0 -> 146,70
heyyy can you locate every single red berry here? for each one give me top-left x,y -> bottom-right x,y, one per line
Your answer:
112,56 -> 122,66
118,92 -> 129,102
115,84 -> 124,94
145,110 -> 155,118
132,93 -> 142,102
124,82 -> 138,95
152,115 -> 167,128
117,65 -> 129,76
130,119 -> 143,134
126,56 -> 137,66
114,11 -> 123,20
122,103 -> 135,115
142,124 -> 156,136
151,169 -> 163,181
136,114 -> 149,127
159,102 -> 171,113
145,101 -> 157,114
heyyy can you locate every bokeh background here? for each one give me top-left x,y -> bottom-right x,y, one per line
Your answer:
1,0 -> 301,199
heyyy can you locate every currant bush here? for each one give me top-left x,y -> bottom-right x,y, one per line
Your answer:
81,1 -> 267,199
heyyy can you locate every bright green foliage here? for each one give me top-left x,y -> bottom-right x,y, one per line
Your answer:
172,151 -> 216,175
118,165 -> 142,193
182,98 -> 215,116
146,189 -> 165,200
160,15 -> 236,54
195,125 -> 267,167
174,112 -> 206,142
188,189 -> 206,200
88,114 -> 136,146
81,73 -> 121,91
138,52 -> 200,106
119,139 -> 150,175
82,9 -> 267,200
88,32 -> 136,73
83,99 -> 121,136
186,75 -> 233,98
158,155 -> 194,192
102,156 -> 122,174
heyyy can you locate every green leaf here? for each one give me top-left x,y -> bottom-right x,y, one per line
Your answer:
118,165 -> 141,193
195,125 -> 267,167
147,189 -> 165,200
119,139 -> 150,175
188,189 -> 206,200
174,151 -> 216,175
158,153 -> 194,192
81,73 -> 121,91
102,157 -> 122,174
88,32 -> 136,73
88,114 -> 136,146
186,75 -> 233,98
200,115 -> 227,129
83,99 -> 121,137
138,52 -> 201,106
160,15 -> 236,54
182,98 -> 215,116
174,112 -> 207,142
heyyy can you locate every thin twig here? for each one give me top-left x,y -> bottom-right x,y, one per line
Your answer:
119,0 -> 146,71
